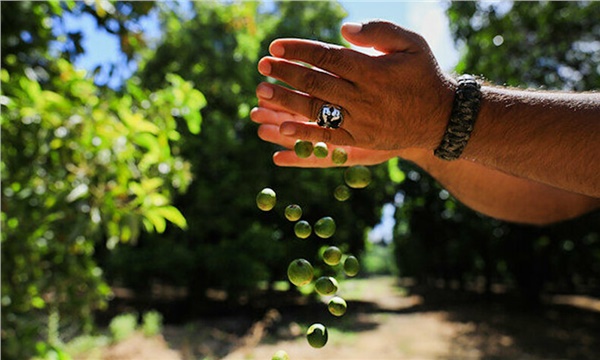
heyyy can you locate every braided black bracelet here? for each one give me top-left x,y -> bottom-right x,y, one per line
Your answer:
434,74 -> 482,161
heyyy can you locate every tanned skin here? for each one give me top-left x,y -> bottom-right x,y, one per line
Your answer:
252,21 -> 600,225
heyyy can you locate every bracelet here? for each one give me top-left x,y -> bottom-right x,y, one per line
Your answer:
434,74 -> 482,161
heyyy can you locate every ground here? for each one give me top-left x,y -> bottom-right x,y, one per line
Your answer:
89,276 -> 600,360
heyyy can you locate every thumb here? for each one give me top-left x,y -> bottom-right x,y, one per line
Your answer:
341,20 -> 427,54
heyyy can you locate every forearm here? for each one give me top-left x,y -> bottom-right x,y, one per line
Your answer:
456,87 -> 600,197
257,22 -> 599,196
400,148 -> 600,226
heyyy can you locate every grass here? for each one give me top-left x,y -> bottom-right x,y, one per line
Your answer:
338,276 -> 409,301
62,334 -> 110,360
109,313 -> 138,342
142,311 -> 163,337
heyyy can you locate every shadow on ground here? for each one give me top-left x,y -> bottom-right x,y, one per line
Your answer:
107,277 -> 600,359
378,285 -> 600,359
160,297 -> 382,359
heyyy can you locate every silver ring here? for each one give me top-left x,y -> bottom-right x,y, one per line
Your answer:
317,104 -> 344,129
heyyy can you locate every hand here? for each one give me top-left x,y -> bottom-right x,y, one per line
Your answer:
250,107 -> 403,168
256,20 -> 456,151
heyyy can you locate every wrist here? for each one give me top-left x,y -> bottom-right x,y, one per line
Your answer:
419,75 -> 458,151
433,74 -> 483,160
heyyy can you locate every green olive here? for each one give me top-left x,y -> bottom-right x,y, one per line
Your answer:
331,147 -> 348,165
294,220 -> 312,239
333,184 -> 351,201
313,142 -> 329,158
314,276 -> 338,296
343,255 -> 360,277
284,204 -> 303,222
328,296 -> 347,317
322,246 -> 342,266
306,323 -> 328,348
314,216 -> 336,239
287,259 -> 314,286
344,165 -> 372,189
256,188 -> 276,211
271,350 -> 290,360
294,140 -> 313,158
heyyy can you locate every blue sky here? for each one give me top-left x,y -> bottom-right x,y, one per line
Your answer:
65,1 -> 459,88
340,1 -> 459,71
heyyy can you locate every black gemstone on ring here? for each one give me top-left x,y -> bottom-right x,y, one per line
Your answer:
317,104 -> 343,129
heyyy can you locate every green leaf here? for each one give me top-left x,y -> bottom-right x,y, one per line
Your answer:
387,158 -> 405,184
187,89 -> 207,110
119,109 -> 160,134
31,296 -> 45,309
66,184 -> 89,202
128,182 -> 144,198
144,209 -> 166,233
155,205 -> 187,229
146,193 -> 169,207
184,110 -> 202,135
141,178 -> 164,192
19,76 -> 41,99
133,133 -> 160,150
1,69 -> 9,83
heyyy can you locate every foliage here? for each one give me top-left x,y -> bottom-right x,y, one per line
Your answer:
108,313 -> 138,342
141,310 -> 163,337
3,2 -> 397,357
100,1 -> 394,309
61,334 -> 109,360
393,1 -> 600,301
448,1 -> 600,90
361,242 -> 399,276
1,2 -> 204,359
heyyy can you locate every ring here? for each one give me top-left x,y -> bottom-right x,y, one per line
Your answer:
316,104 -> 344,129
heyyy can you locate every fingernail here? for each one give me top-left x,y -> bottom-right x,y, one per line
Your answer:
270,42 -> 285,57
343,22 -> 363,34
256,84 -> 273,99
258,59 -> 272,75
280,122 -> 296,136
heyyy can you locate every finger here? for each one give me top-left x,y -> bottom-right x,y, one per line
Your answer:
273,144 -> 399,168
250,107 -> 308,125
258,57 -> 354,106
257,124 -> 297,149
256,82 -> 325,123
341,20 -> 427,54
259,123 -> 354,166
250,107 -> 308,126
269,39 -> 372,81
280,121 -> 356,147
273,150 -> 339,168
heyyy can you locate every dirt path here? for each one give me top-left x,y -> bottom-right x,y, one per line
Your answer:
223,277 -> 466,360
96,276 -> 600,360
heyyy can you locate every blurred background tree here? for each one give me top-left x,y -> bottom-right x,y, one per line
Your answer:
99,1 -> 393,317
2,1 -> 393,358
3,1 -> 599,359
2,1 -> 204,358
393,1 -> 600,303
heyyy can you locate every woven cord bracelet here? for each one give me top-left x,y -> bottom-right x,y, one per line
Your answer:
434,74 -> 482,161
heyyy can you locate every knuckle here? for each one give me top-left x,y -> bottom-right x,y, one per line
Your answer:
303,71 -> 321,94
273,86 -> 291,107
318,47 -> 354,73
315,45 -> 336,67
